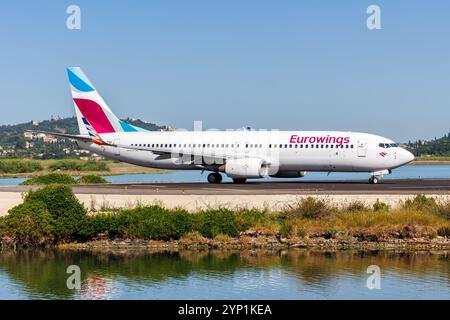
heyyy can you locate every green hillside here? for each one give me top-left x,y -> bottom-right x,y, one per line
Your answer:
406,133 -> 450,157
0,117 -> 165,159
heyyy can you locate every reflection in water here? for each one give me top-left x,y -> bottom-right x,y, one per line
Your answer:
0,249 -> 448,299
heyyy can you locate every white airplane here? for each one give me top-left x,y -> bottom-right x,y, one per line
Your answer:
38,67 -> 415,184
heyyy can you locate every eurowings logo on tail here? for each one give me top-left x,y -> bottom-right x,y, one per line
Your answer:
67,67 -> 148,136
82,117 -> 110,146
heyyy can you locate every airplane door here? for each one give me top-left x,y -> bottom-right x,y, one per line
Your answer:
113,138 -> 121,156
357,139 -> 367,157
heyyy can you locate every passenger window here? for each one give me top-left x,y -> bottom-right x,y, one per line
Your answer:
305,145 -> 308,148
351,145 -> 354,149
346,145 -> 349,148
321,145 -> 324,148
279,144 -> 282,148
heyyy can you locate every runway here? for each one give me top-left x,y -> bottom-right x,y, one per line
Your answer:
1,179 -> 449,195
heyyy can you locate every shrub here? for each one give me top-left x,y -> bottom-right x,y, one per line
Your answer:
402,194 -> 437,212
283,197 -> 334,220
77,175 -> 109,184
20,173 -> 76,185
24,184 -> 87,239
234,208 -> 269,229
279,220 -> 294,238
345,201 -> 368,212
436,201 -> 450,220
49,159 -> 82,171
3,201 -> 54,245
81,160 -> 109,171
79,213 -> 123,238
0,159 -> 42,174
437,226 -> 450,237
323,228 -> 338,239
373,199 -> 390,212
49,159 -> 109,172
118,206 -> 192,240
194,208 -> 243,238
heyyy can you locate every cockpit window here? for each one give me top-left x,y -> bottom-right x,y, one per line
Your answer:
379,143 -> 399,148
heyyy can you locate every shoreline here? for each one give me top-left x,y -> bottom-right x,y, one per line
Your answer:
55,235 -> 450,251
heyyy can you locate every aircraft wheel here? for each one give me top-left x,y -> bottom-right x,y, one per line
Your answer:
369,177 -> 378,184
232,178 -> 247,184
207,172 -> 222,184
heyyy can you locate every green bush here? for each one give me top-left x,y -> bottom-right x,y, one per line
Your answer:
80,160 -> 109,171
24,184 -> 87,239
118,206 -> 192,240
402,194 -> 438,212
345,201 -> 368,212
283,197 -> 334,220
279,220 -> 293,238
3,201 -> 54,245
436,201 -> 450,220
77,175 -> 109,184
234,208 -> 269,228
0,159 -> 42,174
373,199 -> 390,212
194,208 -> 243,238
49,160 -> 109,172
20,173 -> 76,185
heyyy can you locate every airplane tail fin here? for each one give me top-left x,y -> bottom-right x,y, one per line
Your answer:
67,67 -> 146,135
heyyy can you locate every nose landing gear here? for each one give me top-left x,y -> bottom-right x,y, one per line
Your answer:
207,172 -> 222,184
368,176 -> 379,184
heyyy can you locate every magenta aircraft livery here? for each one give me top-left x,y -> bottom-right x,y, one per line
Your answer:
36,67 -> 415,184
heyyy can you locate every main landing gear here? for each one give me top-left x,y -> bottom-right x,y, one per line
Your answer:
207,172 -> 222,184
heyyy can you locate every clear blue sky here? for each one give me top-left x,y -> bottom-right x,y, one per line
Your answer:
1,1 -> 449,142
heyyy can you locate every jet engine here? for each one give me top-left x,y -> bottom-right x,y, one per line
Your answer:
222,158 -> 269,178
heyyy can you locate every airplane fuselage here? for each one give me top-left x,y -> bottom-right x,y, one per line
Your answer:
77,130 -> 414,181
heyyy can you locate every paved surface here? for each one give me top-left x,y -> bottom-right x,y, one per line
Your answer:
1,179 -> 449,195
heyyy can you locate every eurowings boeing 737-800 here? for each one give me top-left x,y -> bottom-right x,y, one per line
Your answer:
36,67 -> 415,184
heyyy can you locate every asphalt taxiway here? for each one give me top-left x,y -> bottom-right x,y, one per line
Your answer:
1,179 -> 449,195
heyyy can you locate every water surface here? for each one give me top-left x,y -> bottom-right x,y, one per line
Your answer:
0,165 -> 449,186
0,249 -> 448,300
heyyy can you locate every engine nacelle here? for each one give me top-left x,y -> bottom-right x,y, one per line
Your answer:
223,158 -> 269,178
270,171 -> 307,178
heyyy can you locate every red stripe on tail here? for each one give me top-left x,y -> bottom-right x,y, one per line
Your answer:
73,98 -> 115,134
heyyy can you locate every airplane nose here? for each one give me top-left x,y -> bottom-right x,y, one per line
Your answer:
401,149 -> 415,164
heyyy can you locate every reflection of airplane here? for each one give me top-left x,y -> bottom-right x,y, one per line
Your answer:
80,274 -> 114,300
38,67 -> 414,184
